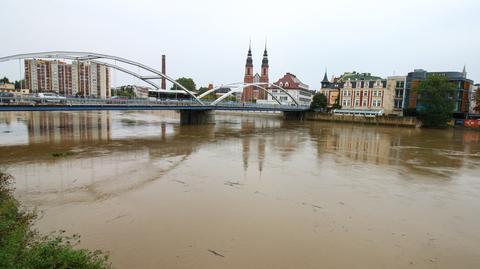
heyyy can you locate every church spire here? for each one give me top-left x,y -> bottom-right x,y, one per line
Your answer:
322,69 -> 329,83
262,39 -> 268,67
246,40 -> 253,67
462,65 -> 467,78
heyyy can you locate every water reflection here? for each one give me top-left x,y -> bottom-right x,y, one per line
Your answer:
0,111 -> 479,206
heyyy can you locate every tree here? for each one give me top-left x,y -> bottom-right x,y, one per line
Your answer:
14,79 -> 25,89
310,92 -> 328,111
415,76 -> 456,128
115,85 -> 136,98
171,77 -> 196,92
0,77 -> 10,84
198,86 -> 215,100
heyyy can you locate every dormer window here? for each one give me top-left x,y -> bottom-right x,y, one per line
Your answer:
285,82 -> 289,87
279,82 -> 284,87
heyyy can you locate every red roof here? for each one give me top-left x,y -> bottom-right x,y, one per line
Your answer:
273,73 -> 309,90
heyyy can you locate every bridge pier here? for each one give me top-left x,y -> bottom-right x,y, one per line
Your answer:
283,111 -> 306,120
180,110 -> 214,125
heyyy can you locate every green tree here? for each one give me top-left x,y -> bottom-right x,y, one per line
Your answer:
0,76 -> 10,84
310,92 -> 328,111
14,79 -> 25,89
198,86 -> 215,100
115,86 -> 136,98
415,76 -> 456,128
171,77 -> 196,92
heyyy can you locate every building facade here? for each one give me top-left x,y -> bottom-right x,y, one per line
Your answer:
266,72 -> 313,106
319,71 -> 404,116
470,84 -> 479,114
24,59 -> 111,98
405,68 -> 473,117
319,71 -> 341,108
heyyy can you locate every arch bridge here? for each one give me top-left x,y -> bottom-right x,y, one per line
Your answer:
0,51 -> 308,123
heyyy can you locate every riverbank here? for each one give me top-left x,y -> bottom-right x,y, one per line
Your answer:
0,171 -> 111,269
305,112 -> 421,127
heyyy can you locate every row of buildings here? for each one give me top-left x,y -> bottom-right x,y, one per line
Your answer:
0,59 -> 112,98
237,44 -> 478,116
319,68 -> 477,116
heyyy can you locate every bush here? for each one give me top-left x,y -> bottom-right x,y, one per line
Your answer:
0,171 -> 111,269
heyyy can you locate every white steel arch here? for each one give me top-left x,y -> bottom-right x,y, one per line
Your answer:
210,82 -> 300,106
0,51 -> 204,104
198,82 -> 284,105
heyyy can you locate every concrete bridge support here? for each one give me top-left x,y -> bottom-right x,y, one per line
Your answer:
283,111 -> 306,120
180,110 -> 214,125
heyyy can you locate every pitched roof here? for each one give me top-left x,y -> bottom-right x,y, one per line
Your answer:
273,73 -> 309,90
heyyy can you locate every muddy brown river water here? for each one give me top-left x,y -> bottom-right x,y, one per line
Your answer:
1,110 -> 480,269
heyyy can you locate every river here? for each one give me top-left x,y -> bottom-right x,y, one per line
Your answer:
1,110 -> 479,269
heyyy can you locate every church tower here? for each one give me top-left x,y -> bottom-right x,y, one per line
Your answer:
258,41 -> 269,99
242,42 -> 254,102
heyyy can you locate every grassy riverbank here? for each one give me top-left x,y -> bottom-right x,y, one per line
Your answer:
0,171 -> 111,269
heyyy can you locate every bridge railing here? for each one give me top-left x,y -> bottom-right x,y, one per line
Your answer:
0,96 -> 309,110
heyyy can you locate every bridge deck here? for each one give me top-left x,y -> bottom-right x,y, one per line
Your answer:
0,97 -> 308,112
0,104 -> 307,112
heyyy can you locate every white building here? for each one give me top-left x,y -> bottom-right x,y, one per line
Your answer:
261,72 -> 313,106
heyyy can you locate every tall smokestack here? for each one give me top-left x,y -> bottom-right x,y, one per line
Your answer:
161,55 -> 166,90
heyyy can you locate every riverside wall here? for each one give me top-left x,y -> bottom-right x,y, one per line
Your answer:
305,112 -> 421,128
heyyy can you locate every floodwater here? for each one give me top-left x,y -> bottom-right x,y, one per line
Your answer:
1,110 -> 480,269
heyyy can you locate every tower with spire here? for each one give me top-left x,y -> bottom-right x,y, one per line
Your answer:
242,42 -> 254,102
258,40 -> 269,100
321,69 -> 330,88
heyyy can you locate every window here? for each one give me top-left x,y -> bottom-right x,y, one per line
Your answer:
395,89 -> 403,98
285,82 -> 289,87
363,91 -> 368,97
279,82 -> 283,87
372,100 -> 382,107
355,91 -> 360,96
394,99 -> 403,109
362,99 -> 368,106
355,100 -> 360,106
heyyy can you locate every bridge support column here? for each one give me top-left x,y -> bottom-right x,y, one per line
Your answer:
283,111 -> 306,120
180,110 -> 214,125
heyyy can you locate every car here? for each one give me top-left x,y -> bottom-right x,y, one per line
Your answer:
0,92 -> 15,103
35,93 -> 66,103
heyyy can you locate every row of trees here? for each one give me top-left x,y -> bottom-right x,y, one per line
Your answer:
0,76 -> 25,89
310,76 -> 478,128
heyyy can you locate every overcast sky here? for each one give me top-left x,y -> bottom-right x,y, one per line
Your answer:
1,0 -> 479,89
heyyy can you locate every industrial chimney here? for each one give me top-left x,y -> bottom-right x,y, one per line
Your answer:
161,55 -> 166,90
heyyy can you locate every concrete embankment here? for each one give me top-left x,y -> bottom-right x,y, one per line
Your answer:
214,110 -> 283,118
305,112 -> 421,128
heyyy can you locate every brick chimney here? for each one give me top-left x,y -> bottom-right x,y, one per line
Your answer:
161,55 -> 166,90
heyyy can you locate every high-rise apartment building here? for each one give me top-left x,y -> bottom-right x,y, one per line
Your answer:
24,59 -> 111,97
